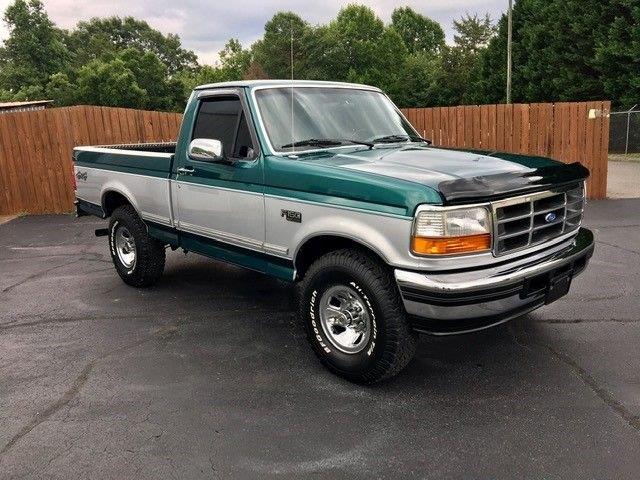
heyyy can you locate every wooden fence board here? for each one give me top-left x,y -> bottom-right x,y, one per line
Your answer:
0,101 -> 610,215
0,105 -> 182,215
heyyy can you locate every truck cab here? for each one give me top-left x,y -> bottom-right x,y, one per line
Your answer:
74,80 -> 594,383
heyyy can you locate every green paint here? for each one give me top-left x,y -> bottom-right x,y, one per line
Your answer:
146,222 -> 179,245
145,221 -> 294,281
74,148 -> 172,178
75,160 -> 170,178
179,231 -> 294,281
263,154 -> 441,216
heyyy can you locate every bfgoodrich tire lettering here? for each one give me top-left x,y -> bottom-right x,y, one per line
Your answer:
108,205 -> 165,287
298,249 -> 417,383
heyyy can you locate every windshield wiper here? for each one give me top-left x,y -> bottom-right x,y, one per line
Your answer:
372,134 -> 432,145
280,138 -> 374,149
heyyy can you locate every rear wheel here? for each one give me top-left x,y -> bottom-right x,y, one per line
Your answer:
108,205 -> 165,287
298,249 -> 417,383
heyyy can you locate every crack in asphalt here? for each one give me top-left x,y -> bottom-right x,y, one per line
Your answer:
1,254 -> 109,293
588,224 -> 640,229
595,240 -> 640,257
0,362 -> 95,456
536,318 -> 640,324
511,326 -> 640,433
1,260 -> 82,293
0,308 -> 294,331
0,336 -> 154,456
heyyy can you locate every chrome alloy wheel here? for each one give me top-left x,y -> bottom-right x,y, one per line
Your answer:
115,226 -> 136,269
319,285 -> 372,354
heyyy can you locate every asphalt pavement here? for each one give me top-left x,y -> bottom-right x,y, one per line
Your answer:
1,199 -> 639,479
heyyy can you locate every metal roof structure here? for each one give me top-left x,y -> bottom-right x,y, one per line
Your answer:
0,100 -> 53,113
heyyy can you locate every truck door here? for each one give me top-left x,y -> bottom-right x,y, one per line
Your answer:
173,89 -> 265,269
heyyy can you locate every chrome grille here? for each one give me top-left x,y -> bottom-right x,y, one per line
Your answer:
493,184 -> 585,255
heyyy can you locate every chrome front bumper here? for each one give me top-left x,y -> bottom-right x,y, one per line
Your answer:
395,228 -> 595,335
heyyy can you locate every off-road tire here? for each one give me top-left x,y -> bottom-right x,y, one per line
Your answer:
297,249 -> 417,383
108,205 -> 165,287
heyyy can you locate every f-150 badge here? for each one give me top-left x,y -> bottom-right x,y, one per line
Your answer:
281,209 -> 302,223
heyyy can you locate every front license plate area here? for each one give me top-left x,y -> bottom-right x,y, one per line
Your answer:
545,273 -> 572,304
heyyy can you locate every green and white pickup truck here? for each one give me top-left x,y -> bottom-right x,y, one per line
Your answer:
74,80 -> 594,383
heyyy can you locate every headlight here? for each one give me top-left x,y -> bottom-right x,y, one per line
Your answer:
411,206 -> 491,255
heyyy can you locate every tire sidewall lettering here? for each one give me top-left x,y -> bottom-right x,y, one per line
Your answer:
309,289 -> 331,353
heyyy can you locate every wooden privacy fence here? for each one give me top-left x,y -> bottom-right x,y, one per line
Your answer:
0,105 -> 182,215
0,101 -> 610,215
401,101 -> 610,199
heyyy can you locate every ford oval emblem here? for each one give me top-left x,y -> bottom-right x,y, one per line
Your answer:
545,212 -> 557,223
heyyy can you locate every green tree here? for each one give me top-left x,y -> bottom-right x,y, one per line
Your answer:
391,7 -> 445,55
472,0 -> 634,106
322,5 -> 407,96
0,0 -> 69,92
593,1 -> 640,108
393,53 -> 440,107
11,84 -> 45,101
45,72 -> 77,106
325,4 -> 385,80
174,65 -> 229,99
251,12 -> 313,79
219,39 -> 252,79
67,16 -> 197,74
453,13 -> 497,54
118,48 -> 183,110
76,57 -> 146,108
423,13 -> 497,106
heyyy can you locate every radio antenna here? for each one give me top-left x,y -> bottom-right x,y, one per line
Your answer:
290,23 -> 295,154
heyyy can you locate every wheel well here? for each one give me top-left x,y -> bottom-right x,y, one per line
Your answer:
294,235 -> 388,280
102,191 -> 131,217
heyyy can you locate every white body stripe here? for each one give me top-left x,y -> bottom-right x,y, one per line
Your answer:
173,180 -> 265,250
264,195 -> 413,266
74,166 -> 173,226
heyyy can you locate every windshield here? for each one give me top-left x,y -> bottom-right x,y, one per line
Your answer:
254,87 -> 418,153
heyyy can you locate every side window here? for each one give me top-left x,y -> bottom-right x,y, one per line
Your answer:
192,96 -> 255,159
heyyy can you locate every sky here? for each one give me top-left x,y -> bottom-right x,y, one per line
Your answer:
0,0 -> 507,64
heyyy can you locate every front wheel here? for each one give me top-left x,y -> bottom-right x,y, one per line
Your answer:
108,205 -> 165,287
297,249 -> 417,383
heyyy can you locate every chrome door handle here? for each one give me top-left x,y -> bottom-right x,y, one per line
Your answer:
177,166 -> 195,175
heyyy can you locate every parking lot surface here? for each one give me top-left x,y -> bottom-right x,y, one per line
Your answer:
1,199 -> 639,479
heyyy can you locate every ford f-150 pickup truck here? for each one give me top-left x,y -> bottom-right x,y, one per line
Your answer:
74,80 -> 594,383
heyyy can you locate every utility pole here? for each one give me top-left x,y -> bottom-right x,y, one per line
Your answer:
506,0 -> 513,104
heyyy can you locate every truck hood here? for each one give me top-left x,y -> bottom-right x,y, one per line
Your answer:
302,145 -> 589,204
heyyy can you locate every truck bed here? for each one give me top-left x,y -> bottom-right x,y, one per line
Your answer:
73,142 -> 176,177
73,142 -> 176,225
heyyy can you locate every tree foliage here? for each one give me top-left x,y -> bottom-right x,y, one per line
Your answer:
252,12 -> 312,79
474,0 -> 638,107
67,16 -> 197,73
0,0 -> 68,91
391,7 -> 445,55
0,0 -> 635,111
453,14 -> 497,54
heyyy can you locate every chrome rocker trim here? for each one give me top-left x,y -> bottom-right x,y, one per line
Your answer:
395,228 -> 595,335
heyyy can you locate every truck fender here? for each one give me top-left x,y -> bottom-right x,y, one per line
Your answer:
291,214 -> 407,267
100,182 -> 141,218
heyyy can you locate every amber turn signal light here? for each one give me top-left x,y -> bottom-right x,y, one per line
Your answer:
411,233 -> 491,255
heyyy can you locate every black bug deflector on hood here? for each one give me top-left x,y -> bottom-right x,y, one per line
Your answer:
438,161 -> 590,205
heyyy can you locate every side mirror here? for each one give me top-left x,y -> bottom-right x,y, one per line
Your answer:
188,138 -> 223,162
